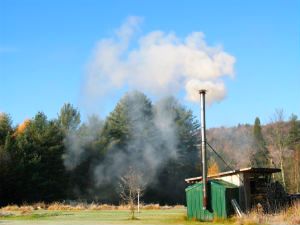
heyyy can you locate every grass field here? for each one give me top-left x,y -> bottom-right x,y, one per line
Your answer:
0,209 -> 218,225
1,201 -> 299,225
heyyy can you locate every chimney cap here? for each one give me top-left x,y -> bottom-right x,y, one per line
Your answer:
199,89 -> 207,94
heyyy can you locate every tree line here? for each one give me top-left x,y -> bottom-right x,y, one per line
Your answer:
207,112 -> 300,194
0,91 -> 299,206
0,92 -> 200,206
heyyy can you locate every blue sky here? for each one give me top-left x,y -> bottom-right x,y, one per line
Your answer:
0,0 -> 299,127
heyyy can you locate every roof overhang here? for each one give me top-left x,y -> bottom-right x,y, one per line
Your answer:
185,167 -> 281,184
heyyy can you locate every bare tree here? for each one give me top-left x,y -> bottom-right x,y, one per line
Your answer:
268,109 -> 289,189
118,167 -> 145,219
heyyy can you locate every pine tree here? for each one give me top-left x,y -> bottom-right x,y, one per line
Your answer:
0,113 -> 13,146
58,103 -> 81,133
15,112 -> 68,203
146,97 -> 199,204
251,117 -> 270,167
288,114 -> 300,149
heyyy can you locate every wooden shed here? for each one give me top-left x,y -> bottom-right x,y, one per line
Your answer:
189,90 -> 282,221
185,167 -> 281,213
186,179 -> 239,221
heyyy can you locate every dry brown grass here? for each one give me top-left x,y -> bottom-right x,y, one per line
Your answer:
234,212 -> 262,225
268,201 -> 300,225
116,204 -> 130,210
32,202 -> 47,210
47,202 -> 104,211
1,205 -> 20,211
47,202 -> 74,211
89,204 -> 116,210
141,204 -> 160,210
1,205 -> 34,212
234,201 -> 300,225
1,202 -> 185,212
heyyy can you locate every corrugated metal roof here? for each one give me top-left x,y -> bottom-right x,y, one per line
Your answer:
185,167 -> 281,184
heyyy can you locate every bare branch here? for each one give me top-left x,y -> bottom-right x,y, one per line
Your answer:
118,167 -> 145,219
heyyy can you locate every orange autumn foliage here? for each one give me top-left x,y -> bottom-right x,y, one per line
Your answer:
208,161 -> 220,176
15,119 -> 30,135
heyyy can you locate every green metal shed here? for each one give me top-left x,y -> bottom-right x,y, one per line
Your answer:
185,180 -> 239,221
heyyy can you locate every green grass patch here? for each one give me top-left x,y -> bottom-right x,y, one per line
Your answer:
0,211 -> 70,220
0,209 -> 230,224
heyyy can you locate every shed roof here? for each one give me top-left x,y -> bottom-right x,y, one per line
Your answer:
185,167 -> 281,184
185,179 -> 238,192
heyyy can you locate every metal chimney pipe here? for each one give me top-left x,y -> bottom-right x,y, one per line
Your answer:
199,89 -> 207,210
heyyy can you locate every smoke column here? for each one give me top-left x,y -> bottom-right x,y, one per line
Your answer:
64,16 -> 237,195
84,16 -> 235,107
93,92 -> 180,186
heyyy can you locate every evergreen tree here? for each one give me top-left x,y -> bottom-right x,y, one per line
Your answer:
0,113 -> 13,145
94,91 -> 154,203
15,112 -> 68,203
251,117 -> 270,167
0,114 -> 15,205
0,133 -> 15,205
145,97 -> 199,204
100,91 -> 154,154
67,115 -> 104,200
288,114 -> 300,149
58,103 -> 81,133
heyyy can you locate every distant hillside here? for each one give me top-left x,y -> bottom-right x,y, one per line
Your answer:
205,119 -> 300,193
207,124 -> 254,169
206,121 -> 292,169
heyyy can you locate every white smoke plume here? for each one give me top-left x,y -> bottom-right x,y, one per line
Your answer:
93,93 -> 180,187
66,17 -> 236,199
63,115 -> 104,170
84,16 -> 235,105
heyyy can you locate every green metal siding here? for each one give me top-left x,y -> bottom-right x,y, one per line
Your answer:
186,181 -> 213,221
185,180 -> 239,221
